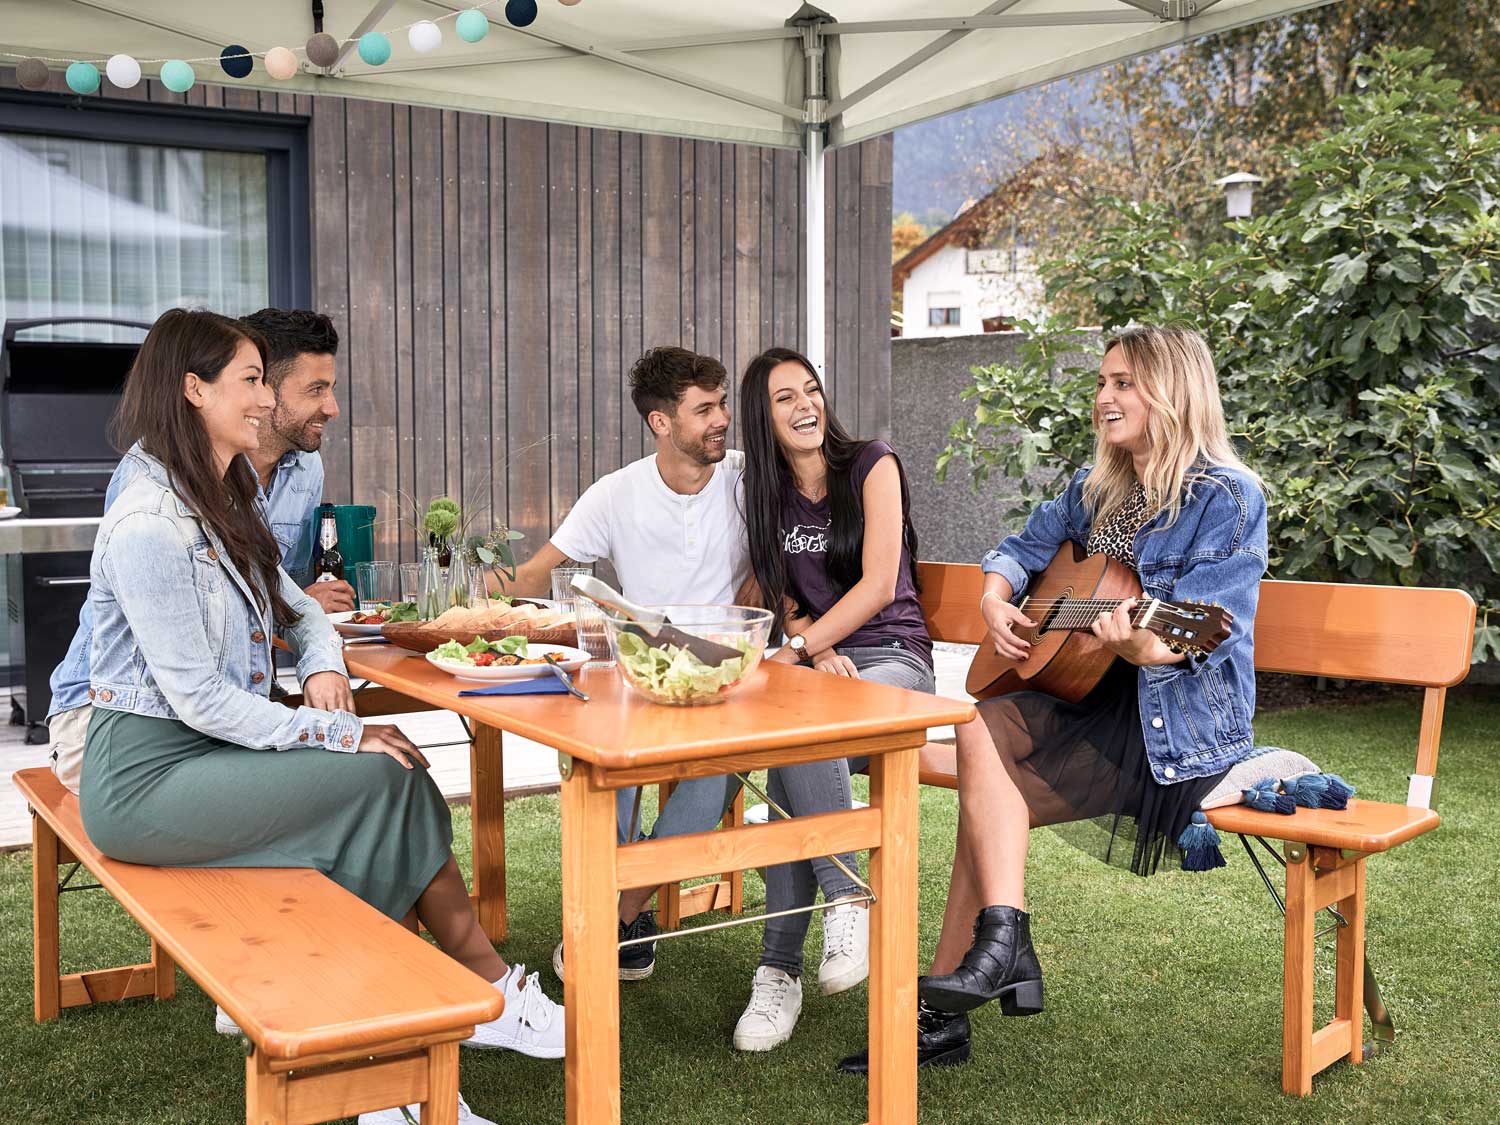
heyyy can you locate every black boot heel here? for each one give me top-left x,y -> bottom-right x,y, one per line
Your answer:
919,906 -> 1045,1015
999,978 -> 1044,1016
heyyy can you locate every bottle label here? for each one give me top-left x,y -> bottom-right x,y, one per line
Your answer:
315,572 -> 336,583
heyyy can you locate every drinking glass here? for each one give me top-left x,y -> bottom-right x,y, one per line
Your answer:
356,561 -> 398,611
549,566 -> 591,605
573,598 -> 618,668
399,562 -> 421,602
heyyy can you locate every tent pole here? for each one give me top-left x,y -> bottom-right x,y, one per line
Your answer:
800,20 -> 828,376
804,126 -> 826,376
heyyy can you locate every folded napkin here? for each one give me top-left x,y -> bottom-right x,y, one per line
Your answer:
458,677 -> 570,697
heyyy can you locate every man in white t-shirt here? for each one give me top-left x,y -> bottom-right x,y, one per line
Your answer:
507,346 -> 751,982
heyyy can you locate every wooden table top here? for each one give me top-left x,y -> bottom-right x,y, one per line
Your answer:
343,647 -> 975,770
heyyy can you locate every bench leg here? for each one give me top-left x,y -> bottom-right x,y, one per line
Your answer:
1281,846 -> 1316,1096
32,810 -> 61,1023
152,940 -> 177,1002
1334,859 -> 1367,1066
656,781 -> 682,929
1282,846 -> 1370,1095
470,723 -> 507,942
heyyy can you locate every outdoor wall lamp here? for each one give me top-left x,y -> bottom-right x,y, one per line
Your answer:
1214,171 -> 1265,219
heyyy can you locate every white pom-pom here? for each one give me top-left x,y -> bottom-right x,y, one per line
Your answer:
106,54 -> 142,89
408,20 -> 443,53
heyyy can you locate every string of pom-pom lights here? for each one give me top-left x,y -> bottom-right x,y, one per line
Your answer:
8,1 -> 576,94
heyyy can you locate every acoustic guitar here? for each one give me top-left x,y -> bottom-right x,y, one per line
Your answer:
965,542 -> 1232,704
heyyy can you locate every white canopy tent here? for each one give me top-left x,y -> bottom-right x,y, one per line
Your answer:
3,0 -> 1340,367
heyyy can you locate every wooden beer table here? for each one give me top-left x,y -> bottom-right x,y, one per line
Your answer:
341,645 -> 974,1124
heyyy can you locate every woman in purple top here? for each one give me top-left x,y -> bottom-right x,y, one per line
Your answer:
728,346 -> 935,1054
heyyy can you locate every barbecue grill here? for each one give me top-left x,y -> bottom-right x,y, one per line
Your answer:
2,317 -> 147,742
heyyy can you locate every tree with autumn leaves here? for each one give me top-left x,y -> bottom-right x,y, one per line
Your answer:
974,0 -> 1500,304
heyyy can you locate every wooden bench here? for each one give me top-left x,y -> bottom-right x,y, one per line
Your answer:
911,561 -> 1475,1095
16,767 -> 504,1125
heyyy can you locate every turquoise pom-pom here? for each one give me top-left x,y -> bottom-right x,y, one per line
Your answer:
357,32 -> 393,66
66,62 -> 101,95
456,9 -> 490,42
159,60 -> 195,93
1178,811 -> 1226,872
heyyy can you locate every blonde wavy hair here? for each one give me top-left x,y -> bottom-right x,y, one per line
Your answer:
1082,325 -> 1260,527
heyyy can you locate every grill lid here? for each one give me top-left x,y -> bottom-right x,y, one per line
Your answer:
1,317 -> 149,472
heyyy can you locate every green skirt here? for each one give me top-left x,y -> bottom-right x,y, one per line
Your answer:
80,709 -> 453,921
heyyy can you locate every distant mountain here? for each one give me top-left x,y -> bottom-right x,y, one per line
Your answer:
892,77 -> 1094,222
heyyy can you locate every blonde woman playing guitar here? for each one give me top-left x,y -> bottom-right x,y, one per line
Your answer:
840,326 -> 1268,1074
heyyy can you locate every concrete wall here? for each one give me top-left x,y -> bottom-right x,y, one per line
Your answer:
891,331 -> 1037,565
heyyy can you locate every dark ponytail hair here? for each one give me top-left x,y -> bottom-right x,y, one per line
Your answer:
113,308 -> 299,628
738,347 -> 919,637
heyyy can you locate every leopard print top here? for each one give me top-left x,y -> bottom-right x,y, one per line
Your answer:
1086,482 -> 1156,566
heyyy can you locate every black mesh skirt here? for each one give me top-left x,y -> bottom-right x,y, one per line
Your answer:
976,659 -> 1228,876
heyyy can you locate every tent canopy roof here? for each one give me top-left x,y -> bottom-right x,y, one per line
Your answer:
4,1 -> 1338,148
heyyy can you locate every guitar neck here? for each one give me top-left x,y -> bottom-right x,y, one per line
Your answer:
1017,596 -> 1161,634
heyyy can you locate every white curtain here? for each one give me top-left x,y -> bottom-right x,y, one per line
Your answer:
0,132 -> 270,342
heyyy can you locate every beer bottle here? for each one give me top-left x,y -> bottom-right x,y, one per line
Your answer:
313,504 -> 344,583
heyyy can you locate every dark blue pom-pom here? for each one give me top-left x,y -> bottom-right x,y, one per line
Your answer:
1244,776 -> 1296,814
1178,811 -> 1226,872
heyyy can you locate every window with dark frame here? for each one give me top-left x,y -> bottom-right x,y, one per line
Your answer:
0,92 -> 309,341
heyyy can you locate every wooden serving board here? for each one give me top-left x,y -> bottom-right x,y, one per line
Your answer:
379,621 -> 579,654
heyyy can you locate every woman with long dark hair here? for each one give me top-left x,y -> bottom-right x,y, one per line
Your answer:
79,310 -> 563,1120
731,346 -> 935,1052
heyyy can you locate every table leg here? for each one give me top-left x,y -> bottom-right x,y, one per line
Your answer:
561,761 -> 621,1124
470,723 -> 507,942
866,746 -> 919,1123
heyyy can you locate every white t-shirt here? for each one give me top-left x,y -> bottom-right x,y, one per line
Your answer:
550,451 -> 750,606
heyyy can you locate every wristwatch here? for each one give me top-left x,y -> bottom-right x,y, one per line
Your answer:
787,634 -> 812,665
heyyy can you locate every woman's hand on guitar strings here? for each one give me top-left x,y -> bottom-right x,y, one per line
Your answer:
981,591 -> 1035,662
1091,598 -> 1179,667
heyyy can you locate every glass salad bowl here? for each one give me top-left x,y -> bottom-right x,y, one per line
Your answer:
603,605 -> 772,706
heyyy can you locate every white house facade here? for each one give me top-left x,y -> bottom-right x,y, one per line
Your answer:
899,242 -> 1044,338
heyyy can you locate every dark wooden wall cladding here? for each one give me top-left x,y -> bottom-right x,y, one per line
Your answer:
1,69 -> 893,562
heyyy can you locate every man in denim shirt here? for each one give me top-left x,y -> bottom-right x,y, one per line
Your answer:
47,308 -> 348,791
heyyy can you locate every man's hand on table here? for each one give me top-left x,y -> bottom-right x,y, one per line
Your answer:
303,579 -> 357,613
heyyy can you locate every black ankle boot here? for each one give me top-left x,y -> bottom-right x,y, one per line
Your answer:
919,906 -> 1044,1016
836,991 -> 971,1074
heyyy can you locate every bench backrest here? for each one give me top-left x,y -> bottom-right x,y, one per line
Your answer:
915,561 -> 1476,803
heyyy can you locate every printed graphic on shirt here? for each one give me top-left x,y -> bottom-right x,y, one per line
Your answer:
783,521 -> 829,555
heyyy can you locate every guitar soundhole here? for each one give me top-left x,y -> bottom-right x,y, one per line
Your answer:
1033,586 -> 1074,637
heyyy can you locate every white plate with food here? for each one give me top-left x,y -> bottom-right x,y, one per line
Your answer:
424,640 -> 590,682
328,604 -> 419,637
0,506 -> 20,520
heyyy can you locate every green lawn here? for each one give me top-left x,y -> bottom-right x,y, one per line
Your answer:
2,695 -> 1497,1123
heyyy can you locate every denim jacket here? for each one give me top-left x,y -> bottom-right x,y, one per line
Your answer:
85,449 -> 362,751
982,464 -> 1268,784
49,444 -> 323,719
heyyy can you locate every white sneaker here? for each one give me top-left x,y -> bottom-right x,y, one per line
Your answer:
214,1005 -> 241,1036
358,1092 -> 494,1123
818,898 -> 870,996
462,964 -> 566,1058
732,966 -> 802,1052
